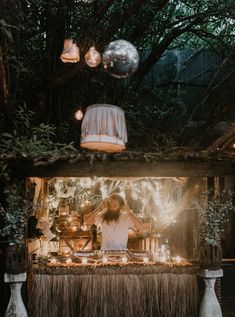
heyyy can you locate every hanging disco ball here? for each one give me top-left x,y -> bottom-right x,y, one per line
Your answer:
102,40 -> 139,78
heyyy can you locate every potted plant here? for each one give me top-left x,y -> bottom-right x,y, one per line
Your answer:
195,190 -> 235,269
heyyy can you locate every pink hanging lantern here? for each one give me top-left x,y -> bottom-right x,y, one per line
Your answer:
80,104 -> 127,152
85,46 -> 101,67
60,39 -> 80,63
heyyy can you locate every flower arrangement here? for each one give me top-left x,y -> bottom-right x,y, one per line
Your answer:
196,191 -> 234,247
195,190 -> 234,269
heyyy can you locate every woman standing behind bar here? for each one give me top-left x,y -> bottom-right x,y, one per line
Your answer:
84,193 -> 146,250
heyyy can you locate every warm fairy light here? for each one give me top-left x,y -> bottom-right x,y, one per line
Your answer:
121,256 -> 128,263
82,257 -> 88,264
72,226 -> 77,232
81,224 -> 88,231
159,255 -> 167,262
66,258 -> 72,264
143,256 -> 149,264
102,256 -> 108,264
175,256 -> 181,263
51,258 -> 57,263
75,110 -> 84,120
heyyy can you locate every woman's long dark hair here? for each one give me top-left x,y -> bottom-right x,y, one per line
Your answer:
102,193 -> 125,224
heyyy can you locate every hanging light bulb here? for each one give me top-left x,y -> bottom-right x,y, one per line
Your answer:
60,39 -> 80,63
85,46 -> 101,67
75,109 -> 84,120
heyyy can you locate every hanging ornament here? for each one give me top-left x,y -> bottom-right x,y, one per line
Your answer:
60,39 -> 80,63
75,109 -> 84,120
85,46 -> 101,67
102,40 -> 139,78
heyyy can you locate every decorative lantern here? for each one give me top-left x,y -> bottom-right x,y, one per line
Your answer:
60,39 -> 80,63
85,46 -> 101,67
75,109 -> 84,120
80,104 -> 127,152
102,40 -> 139,78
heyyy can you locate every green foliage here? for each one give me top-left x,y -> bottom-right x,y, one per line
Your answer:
195,191 -> 235,246
123,87 -> 187,150
0,105 -> 76,181
0,105 -> 75,155
0,182 -> 34,245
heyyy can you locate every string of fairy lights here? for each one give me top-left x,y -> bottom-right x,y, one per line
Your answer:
33,177 -> 189,267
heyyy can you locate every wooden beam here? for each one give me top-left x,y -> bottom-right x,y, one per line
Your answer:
11,160 -> 235,178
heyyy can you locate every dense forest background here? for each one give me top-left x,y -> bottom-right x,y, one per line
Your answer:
0,0 -> 235,158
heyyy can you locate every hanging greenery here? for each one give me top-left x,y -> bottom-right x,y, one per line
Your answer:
0,182 -> 35,245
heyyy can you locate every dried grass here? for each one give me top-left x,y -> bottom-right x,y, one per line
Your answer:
28,268 -> 198,317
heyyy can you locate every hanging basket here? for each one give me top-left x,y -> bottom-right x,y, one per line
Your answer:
80,104 -> 127,152
199,244 -> 222,270
5,244 -> 27,274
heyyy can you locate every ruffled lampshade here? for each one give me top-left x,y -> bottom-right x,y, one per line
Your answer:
60,39 -> 80,63
80,104 -> 127,152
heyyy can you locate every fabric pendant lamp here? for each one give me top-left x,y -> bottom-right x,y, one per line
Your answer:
60,39 -> 80,63
80,104 -> 127,152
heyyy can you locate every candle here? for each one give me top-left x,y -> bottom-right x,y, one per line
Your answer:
82,257 -> 88,264
143,256 -> 149,264
121,256 -> 128,263
72,226 -> 77,232
102,256 -> 108,264
66,258 -> 72,264
159,255 -> 166,262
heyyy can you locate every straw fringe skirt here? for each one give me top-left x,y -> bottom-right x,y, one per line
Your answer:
28,268 -> 198,317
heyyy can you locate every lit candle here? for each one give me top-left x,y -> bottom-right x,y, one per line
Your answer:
81,225 -> 88,231
102,256 -> 108,264
143,256 -> 149,264
66,258 -> 72,264
175,256 -> 181,263
121,256 -> 128,263
82,257 -> 88,264
159,255 -> 167,262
